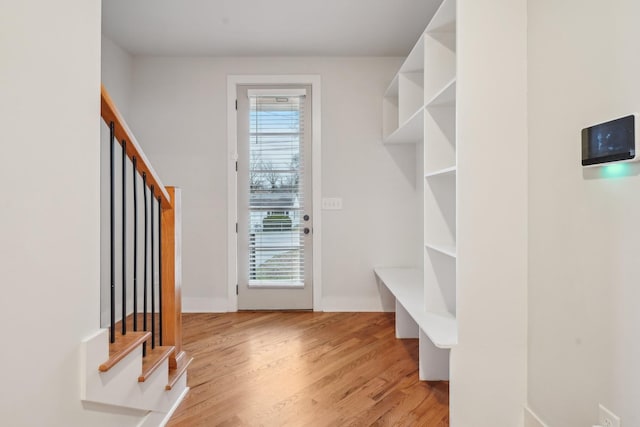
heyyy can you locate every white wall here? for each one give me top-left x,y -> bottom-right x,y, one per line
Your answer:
0,2 -> 144,426
451,0 -> 528,426
102,35 -> 133,116
126,56 -> 421,311
528,0 -> 640,425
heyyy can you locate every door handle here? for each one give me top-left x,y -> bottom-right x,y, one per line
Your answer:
303,227 -> 310,235
303,214 -> 310,221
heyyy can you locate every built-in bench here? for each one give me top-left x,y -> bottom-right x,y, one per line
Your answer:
374,267 -> 457,380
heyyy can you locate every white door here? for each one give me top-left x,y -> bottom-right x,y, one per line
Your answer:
236,85 -> 313,309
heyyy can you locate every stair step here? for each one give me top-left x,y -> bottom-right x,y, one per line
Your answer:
138,345 -> 175,382
166,352 -> 193,390
99,331 -> 151,372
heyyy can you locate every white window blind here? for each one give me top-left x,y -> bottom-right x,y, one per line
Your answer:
248,92 -> 306,286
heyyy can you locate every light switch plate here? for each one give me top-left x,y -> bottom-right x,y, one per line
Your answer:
322,197 -> 343,210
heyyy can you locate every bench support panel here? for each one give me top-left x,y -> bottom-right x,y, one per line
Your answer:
395,300 -> 419,338
419,330 -> 450,380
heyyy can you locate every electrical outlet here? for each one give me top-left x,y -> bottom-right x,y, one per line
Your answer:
599,404 -> 621,427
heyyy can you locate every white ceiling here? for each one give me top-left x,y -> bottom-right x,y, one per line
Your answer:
102,0 -> 441,57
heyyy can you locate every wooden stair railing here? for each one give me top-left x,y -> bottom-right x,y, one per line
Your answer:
100,85 -> 191,382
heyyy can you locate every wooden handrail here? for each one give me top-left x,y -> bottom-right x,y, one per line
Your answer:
100,85 -> 172,209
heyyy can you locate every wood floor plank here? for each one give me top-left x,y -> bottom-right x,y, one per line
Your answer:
167,312 -> 449,426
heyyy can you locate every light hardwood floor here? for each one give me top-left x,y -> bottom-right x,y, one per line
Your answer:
167,312 -> 449,426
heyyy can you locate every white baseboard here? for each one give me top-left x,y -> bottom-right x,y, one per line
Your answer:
182,297 -> 229,313
525,406 -> 548,427
136,386 -> 189,427
158,387 -> 189,427
182,296 -> 394,313
321,296 -> 389,312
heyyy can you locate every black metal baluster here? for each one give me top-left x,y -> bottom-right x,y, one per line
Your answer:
143,173 -> 148,357
133,157 -> 138,332
121,141 -> 127,335
109,122 -> 116,344
157,195 -> 163,346
150,185 -> 156,350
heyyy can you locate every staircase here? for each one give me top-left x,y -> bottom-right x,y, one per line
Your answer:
81,329 -> 191,421
79,86 -> 192,426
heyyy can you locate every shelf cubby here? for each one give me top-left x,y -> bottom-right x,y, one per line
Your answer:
400,35 -> 425,74
384,106 -> 425,145
399,72 -> 424,124
424,0 -> 456,103
382,35 -> 425,144
426,78 -> 456,108
424,38 -> 455,103
423,170 -> 456,253
424,248 -> 456,315
424,99 -> 456,173
426,0 -> 456,34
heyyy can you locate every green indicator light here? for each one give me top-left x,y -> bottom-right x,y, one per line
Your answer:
602,163 -> 628,177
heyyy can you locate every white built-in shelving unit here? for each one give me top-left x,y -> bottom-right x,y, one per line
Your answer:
376,0 -> 457,381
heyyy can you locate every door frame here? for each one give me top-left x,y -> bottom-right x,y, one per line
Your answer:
227,74 -> 322,312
